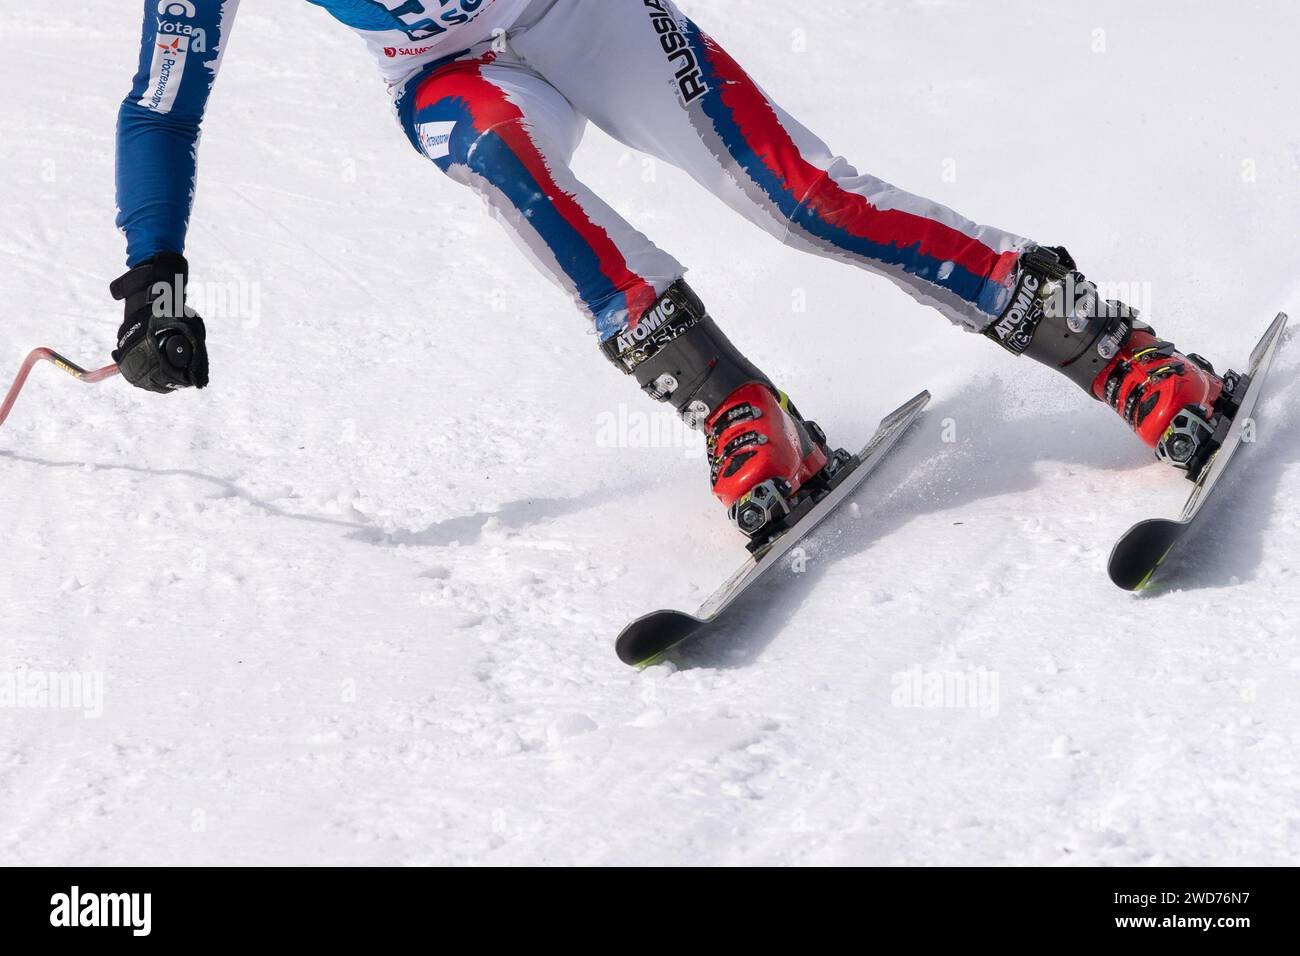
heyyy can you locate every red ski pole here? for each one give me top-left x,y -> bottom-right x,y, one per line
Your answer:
0,348 -> 120,431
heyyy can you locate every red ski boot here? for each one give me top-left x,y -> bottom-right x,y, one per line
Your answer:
988,246 -> 1229,476
1090,327 -> 1225,470
706,383 -> 830,536
602,279 -> 835,537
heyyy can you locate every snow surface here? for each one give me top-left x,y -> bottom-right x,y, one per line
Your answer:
2,0 -> 1300,866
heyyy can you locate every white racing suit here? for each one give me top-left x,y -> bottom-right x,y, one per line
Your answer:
120,0 -> 1033,345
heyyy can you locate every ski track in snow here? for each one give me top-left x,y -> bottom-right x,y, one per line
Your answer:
2,0 -> 1300,865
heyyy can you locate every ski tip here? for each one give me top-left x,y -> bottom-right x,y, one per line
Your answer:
1108,518 -> 1185,591
615,609 -> 707,667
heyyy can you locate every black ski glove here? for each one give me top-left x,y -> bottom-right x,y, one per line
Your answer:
109,251 -> 209,394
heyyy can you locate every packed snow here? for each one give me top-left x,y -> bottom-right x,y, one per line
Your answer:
2,0 -> 1298,865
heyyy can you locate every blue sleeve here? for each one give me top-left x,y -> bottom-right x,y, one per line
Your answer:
305,1 -> 446,38
116,0 -> 240,267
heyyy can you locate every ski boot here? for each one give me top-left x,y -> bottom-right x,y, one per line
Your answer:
602,280 -> 842,540
706,383 -> 836,538
987,246 -> 1236,479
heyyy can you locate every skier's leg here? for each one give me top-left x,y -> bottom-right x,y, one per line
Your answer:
514,2 -> 1227,473
512,0 -> 1028,332
399,48 -> 832,532
397,51 -> 683,339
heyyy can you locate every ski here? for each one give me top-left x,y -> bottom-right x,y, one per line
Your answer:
615,390 -> 930,666
1108,312 -> 1288,591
